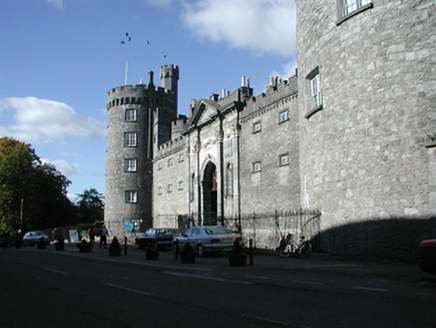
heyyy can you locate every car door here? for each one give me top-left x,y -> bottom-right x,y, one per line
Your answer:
178,227 -> 193,248
188,227 -> 201,249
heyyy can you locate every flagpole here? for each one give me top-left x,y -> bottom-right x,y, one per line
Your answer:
124,60 -> 128,85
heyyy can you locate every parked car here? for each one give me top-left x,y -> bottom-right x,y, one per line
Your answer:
22,230 -> 50,246
174,226 -> 241,257
135,228 -> 179,250
419,239 -> 436,274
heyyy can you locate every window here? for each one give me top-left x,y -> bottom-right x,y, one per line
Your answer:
168,158 -> 173,167
157,186 -> 162,195
305,67 -> 323,118
279,110 -> 289,124
253,122 -> 261,133
178,154 -> 184,162
178,181 -> 183,190
124,158 -> 137,172
337,0 -> 373,25
341,0 -> 371,16
124,132 -> 137,147
157,162 -> 163,170
279,154 -> 290,166
125,108 -> 137,121
168,184 -> 173,193
125,191 -> 137,203
310,74 -> 321,110
252,161 -> 261,173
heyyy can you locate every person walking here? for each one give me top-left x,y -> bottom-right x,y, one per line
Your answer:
88,226 -> 96,248
99,224 -> 109,249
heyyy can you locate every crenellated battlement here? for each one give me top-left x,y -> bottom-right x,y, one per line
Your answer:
155,134 -> 187,159
107,83 -> 174,109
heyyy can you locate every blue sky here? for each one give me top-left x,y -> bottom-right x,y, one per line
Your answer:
0,0 -> 297,201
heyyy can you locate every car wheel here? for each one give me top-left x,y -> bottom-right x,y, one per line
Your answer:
197,244 -> 205,257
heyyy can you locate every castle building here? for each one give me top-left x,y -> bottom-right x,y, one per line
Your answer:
105,0 -> 435,260
105,65 -> 179,235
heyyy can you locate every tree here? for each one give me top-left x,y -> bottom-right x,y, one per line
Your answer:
0,137 -> 75,233
76,188 -> 104,223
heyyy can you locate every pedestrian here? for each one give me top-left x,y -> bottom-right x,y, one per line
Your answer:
88,226 -> 96,248
129,222 -> 135,237
99,224 -> 109,249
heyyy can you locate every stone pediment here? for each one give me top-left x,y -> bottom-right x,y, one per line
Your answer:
190,99 -> 220,127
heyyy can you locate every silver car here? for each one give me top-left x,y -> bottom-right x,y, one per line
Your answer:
22,230 -> 50,246
174,226 -> 241,257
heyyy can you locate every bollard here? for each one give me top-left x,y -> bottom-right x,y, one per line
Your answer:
124,236 -> 128,256
249,238 -> 253,265
174,239 -> 179,261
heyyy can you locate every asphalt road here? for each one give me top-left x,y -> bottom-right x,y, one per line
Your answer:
0,244 -> 435,328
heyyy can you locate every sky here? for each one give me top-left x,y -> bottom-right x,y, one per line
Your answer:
0,0 -> 297,202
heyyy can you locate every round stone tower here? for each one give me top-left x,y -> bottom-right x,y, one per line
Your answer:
105,66 -> 179,237
296,0 -> 435,258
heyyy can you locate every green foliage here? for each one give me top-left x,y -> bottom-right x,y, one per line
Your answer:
0,137 -> 75,233
76,188 -> 104,223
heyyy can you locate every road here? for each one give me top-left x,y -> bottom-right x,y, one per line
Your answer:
0,244 -> 435,327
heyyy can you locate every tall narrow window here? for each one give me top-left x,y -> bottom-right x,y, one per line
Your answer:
305,67 -> 323,119
310,74 -> 321,110
124,132 -> 137,147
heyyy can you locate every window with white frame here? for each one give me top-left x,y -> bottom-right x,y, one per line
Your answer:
252,161 -> 261,173
124,132 -> 137,147
157,185 -> 162,195
279,154 -> 290,166
125,108 -> 137,122
124,158 -> 137,172
167,184 -> 173,193
178,181 -> 183,190
305,66 -> 322,117
252,121 -> 261,133
341,0 -> 372,17
125,191 -> 137,203
279,110 -> 289,124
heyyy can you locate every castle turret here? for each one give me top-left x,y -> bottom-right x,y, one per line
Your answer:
105,65 -> 180,237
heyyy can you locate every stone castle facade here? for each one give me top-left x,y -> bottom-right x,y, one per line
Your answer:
105,0 -> 435,260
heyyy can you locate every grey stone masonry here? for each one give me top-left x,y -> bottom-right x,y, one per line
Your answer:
296,0 -> 435,259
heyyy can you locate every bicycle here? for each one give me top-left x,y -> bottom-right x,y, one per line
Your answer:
278,233 -> 312,258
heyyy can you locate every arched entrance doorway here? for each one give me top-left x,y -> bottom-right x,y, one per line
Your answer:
203,162 -> 217,225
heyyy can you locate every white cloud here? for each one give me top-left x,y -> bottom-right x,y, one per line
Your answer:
181,0 -> 296,57
271,58 -> 298,80
46,0 -> 64,10
41,158 -> 82,177
0,97 -> 106,145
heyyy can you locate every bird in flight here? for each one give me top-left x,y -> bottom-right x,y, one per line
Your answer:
121,32 -> 131,44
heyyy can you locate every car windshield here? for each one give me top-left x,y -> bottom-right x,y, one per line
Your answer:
146,229 -> 156,235
204,226 -> 231,235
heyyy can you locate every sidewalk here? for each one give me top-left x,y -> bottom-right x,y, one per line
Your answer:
42,239 -> 427,284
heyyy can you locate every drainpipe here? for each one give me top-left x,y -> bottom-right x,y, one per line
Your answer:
219,111 -> 225,226
196,127 -> 202,226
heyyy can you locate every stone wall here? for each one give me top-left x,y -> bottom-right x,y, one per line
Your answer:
296,0 -> 435,258
239,76 -> 300,215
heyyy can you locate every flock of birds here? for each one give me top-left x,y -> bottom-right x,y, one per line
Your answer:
121,32 -> 166,58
